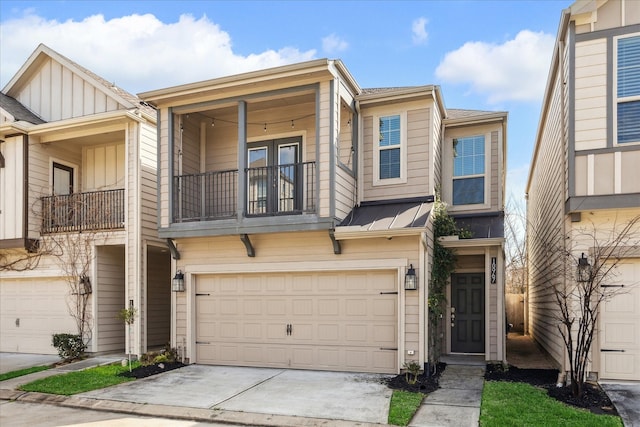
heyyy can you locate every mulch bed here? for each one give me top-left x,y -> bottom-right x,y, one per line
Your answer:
119,362 -> 186,379
384,362 -> 446,393
485,364 -> 618,417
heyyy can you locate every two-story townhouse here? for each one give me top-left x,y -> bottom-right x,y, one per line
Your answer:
0,44 -> 170,356
527,0 -> 640,381
140,59 -> 507,373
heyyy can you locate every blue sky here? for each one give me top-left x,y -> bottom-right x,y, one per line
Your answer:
0,0 -> 572,203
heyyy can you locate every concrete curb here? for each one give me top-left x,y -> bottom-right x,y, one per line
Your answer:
1,388 -> 391,427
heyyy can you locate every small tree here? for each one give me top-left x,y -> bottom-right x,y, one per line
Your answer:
118,306 -> 137,372
530,214 -> 640,398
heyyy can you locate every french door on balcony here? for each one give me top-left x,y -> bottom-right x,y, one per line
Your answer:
247,137 -> 300,216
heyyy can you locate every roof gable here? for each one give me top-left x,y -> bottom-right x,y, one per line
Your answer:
2,44 -> 151,122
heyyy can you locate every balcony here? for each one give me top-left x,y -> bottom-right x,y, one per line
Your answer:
41,189 -> 125,233
172,161 -> 316,223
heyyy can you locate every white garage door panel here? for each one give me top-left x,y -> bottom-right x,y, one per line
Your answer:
195,271 -> 398,373
600,261 -> 640,380
0,279 -> 76,354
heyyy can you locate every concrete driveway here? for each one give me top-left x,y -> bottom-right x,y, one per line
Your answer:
80,365 -> 393,424
600,382 -> 640,427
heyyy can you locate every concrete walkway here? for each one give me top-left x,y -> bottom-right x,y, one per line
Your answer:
410,363 -> 485,427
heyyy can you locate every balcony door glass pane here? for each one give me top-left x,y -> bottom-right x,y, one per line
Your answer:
278,143 -> 298,212
248,147 -> 268,214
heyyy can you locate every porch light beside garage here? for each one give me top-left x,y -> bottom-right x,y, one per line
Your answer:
405,264 -> 417,290
576,253 -> 591,283
172,270 -> 185,292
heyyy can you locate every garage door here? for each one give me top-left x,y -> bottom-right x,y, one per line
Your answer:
0,278 -> 76,354
195,270 -> 398,374
600,261 -> 640,380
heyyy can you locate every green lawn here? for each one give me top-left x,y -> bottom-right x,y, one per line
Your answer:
19,362 -> 140,395
480,381 -> 623,427
388,390 -> 424,426
0,365 -> 51,382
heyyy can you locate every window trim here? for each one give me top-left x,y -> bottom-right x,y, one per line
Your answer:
614,32 -> 640,147
446,132 -> 491,211
49,158 -> 78,195
373,111 -> 407,186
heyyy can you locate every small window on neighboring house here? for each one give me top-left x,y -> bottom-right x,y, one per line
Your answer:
616,34 -> 640,144
452,135 -> 485,205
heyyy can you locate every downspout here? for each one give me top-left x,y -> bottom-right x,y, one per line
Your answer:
355,100 -> 363,204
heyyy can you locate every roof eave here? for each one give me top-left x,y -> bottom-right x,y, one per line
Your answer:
443,111 -> 508,127
138,59 -> 335,104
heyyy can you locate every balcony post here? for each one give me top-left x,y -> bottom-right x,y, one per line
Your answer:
237,101 -> 247,221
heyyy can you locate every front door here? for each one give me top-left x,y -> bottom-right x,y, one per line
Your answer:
247,137 -> 300,215
451,273 -> 485,353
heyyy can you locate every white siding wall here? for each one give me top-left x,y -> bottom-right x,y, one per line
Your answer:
0,136 -> 24,240
13,57 -> 124,122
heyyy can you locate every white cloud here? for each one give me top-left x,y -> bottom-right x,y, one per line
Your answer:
412,17 -> 428,45
435,30 -> 555,104
321,33 -> 348,54
0,12 -> 317,93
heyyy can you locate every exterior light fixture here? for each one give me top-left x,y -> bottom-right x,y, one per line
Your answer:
79,275 -> 92,294
405,264 -> 417,290
172,270 -> 185,292
576,253 -> 591,283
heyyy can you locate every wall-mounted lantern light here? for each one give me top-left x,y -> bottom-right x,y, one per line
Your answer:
79,275 -> 92,294
405,264 -> 417,290
576,253 -> 591,283
172,270 -> 185,292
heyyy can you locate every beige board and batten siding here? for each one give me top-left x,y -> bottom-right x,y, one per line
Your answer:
527,58 -> 568,368
0,136 -> 24,240
361,104 -> 431,202
140,122 -> 161,240
174,231 -> 421,373
10,56 -> 125,122
95,245 -> 125,352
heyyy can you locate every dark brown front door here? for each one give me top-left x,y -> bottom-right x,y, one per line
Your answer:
451,273 -> 485,353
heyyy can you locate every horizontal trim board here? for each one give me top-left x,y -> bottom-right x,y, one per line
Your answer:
574,23 -> 640,43
159,216 -> 335,238
565,194 -> 640,212
185,258 -> 408,274
575,145 -> 640,156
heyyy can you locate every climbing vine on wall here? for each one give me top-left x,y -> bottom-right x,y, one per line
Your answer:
427,196 -> 471,373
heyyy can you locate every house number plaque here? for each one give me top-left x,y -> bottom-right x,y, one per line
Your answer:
490,257 -> 497,284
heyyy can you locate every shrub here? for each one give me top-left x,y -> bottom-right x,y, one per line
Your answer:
52,333 -> 86,361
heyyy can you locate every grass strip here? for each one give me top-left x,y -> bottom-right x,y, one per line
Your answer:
388,390 -> 424,426
0,365 -> 51,382
480,381 -> 622,427
19,362 -> 140,395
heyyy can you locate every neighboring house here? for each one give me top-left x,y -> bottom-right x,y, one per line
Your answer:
527,0 -> 640,381
140,59 -> 507,373
0,44 -> 169,356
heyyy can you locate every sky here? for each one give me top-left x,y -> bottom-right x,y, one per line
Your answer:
0,0 -> 573,205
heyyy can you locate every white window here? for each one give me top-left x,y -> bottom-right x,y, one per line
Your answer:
452,135 -> 485,205
374,113 -> 406,185
615,34 -> 640,145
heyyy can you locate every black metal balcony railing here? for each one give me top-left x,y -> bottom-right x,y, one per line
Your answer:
172,162 -> 316,222
41,189 -> 125,233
